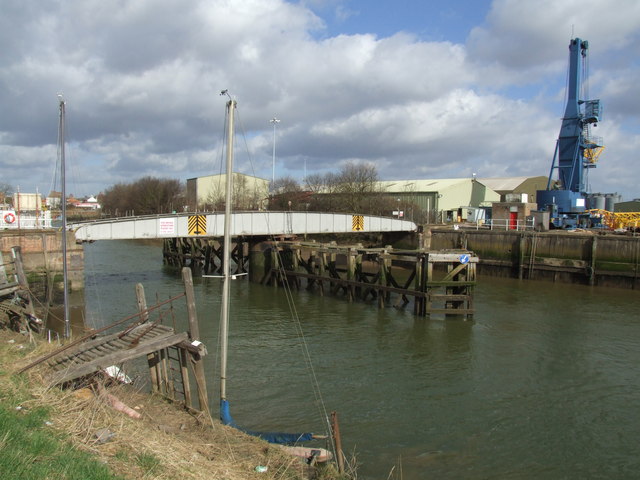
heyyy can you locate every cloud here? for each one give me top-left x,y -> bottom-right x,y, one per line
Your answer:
1,0 -> 639,200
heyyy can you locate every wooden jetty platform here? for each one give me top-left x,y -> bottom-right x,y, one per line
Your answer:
265,241 -> 477,319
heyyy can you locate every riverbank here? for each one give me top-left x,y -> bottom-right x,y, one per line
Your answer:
0,328 -> 348,480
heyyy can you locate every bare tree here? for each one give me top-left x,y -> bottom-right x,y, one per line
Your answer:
336,161 -> 381,212
0,182 -> 13,205
270,176 -> 305,210
101,177 -> 184,216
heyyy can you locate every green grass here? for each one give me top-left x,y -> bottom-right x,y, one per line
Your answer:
134,452 -> 161,475
0,391 -> 124,480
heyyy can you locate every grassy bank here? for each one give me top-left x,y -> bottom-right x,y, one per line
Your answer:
0,329 -> 350,480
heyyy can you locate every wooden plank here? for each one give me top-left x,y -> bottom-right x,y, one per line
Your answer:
0,283 -> 20,296
428,294 -> 470,301
441,263 -> 469,282
53,323 -> 170,360
47,332 -> 189,386
426,281 -> 476,287
426,308 -> 474,315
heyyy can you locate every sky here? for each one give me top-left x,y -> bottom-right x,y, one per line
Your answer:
1,0 -> 640,200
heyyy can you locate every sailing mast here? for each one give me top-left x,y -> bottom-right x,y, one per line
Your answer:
216,93 -> 325,451
219,94 -> 235,404
57,94 -> 71,339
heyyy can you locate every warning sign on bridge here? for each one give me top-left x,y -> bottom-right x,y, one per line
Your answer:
352,215 -> 364,231
188,215 -> 207,235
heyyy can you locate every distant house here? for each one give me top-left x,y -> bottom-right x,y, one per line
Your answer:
47,191 -> 62,209
75,196 -> 101,210
66,195 -> 80,207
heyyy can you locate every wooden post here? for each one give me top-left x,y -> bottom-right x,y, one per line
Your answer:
589,236 -> 597,286
136,283 -> 159,393
271,246 -> 279,288
378,254 -> 386,309
160,348 -> 169,395
518,234 -> 526,280
331,411 -> 345,474
414,255 -> 423,316
318,251 -> 326,296
346,248 -> 355,302
181,267 -> 211,419
179,347 -> 193,409
11,247 -> 35,318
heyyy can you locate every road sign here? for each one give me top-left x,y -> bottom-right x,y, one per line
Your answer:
188,215 -> 207,235
459,254 -> 470,264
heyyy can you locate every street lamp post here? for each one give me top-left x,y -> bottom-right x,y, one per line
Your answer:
270,117 -> 280,190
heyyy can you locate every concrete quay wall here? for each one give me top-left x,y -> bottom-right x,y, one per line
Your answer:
424,228 -> 640,289
0,231 -> 84,291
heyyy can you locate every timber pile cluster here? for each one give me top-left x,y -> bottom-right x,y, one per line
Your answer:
0,247 -> 43,334
0,328 -> 346,480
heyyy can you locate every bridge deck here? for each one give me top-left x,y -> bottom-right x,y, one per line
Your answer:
70,211 -> 417,241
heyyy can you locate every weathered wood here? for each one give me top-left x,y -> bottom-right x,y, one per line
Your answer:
268,241 -> 476,319
47,332 -> 189,386
10,247 -> 35,317
136,282 -> 160,394
179,347 -> 192,410
181,267 -> 210,418
19,295 -> 185,375
48,325 -> 177,372
329,411 -> 344,473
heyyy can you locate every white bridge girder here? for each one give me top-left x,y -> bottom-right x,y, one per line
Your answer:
70,211 -> 417,241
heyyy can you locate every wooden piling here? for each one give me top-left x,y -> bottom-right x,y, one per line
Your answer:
331,411 -> 345,474
181,267 -> 211,419
266,241 -> 476,319
135,283 -> 160,393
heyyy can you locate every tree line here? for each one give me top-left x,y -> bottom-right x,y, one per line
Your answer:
10,162 -> 418,219
100,176 -> 184,216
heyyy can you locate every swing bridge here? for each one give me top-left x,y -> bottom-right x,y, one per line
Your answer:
69,211 -> 477,319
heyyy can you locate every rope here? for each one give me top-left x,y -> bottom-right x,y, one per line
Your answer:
207,104 -> 335,450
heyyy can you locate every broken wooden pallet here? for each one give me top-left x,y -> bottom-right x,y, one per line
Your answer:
45,323 -> 188,386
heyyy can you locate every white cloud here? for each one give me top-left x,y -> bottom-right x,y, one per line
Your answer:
0,0 -> 639,200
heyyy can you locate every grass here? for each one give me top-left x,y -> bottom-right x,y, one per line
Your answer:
0,329 -> 355,480
0,378 -> 123,480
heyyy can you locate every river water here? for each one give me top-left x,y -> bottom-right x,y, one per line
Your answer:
81,240 -> 640,479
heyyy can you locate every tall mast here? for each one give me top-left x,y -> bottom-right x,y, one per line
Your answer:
58,94 -> 70,339
220,97 -> 236,402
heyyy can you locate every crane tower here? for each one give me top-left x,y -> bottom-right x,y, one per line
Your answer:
536,38 -> 604,228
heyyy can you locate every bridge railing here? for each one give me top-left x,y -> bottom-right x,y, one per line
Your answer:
476,218 -> 535,231
70,211 -> 417,241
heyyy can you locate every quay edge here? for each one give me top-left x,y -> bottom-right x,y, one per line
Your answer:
423,227 -> 640,289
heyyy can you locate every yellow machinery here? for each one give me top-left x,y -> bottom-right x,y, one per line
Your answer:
587,209 -> 640,230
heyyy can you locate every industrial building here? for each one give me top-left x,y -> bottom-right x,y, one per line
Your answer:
186,173 -> 269,211
613,199 -> 640,213
377,178 -> 500,223
479,176 -> 548,204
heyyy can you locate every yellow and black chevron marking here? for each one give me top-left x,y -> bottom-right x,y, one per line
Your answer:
188,215 -> 207,235
352,215 -> 364,231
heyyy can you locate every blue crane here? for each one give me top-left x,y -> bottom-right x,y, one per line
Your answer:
536,38 -> 604,228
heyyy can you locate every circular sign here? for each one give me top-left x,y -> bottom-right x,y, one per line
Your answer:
3,212 -> 15,224
459,254 -> 470,264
